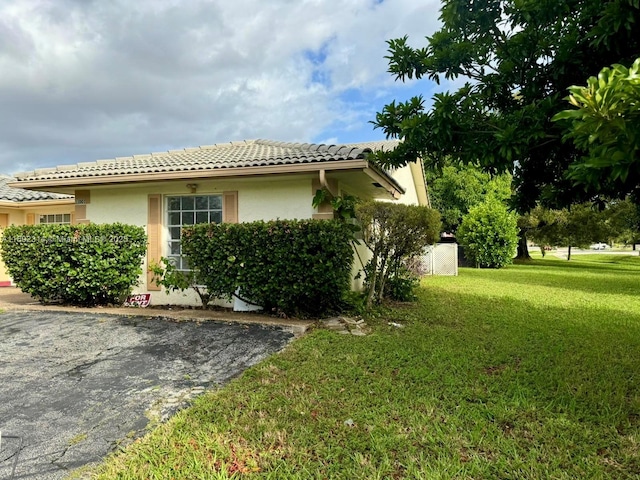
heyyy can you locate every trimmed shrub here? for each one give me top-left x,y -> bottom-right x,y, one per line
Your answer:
457,198 -> 518,268
356,201 -> 441,306
0,223 -> 147,305
181,219 -> 354,317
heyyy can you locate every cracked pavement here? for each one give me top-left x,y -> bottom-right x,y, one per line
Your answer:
0,311 -> 294,479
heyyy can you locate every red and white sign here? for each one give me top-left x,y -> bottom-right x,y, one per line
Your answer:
124,293 -> 151,308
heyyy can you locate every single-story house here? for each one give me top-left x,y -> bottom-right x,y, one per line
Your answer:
0,175 -> 75,286
11,139 -> 429,305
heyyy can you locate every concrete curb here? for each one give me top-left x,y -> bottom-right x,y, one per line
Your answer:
0,288 -> 313,337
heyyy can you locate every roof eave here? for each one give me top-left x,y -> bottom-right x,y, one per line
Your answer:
10,159 -> 400,191
409,159 -> 430,207
0,198 -> 75,208
363,166 -> 405,200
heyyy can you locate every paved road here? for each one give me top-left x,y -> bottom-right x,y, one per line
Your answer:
552,247 -> 640,259
0,311 -> 293,479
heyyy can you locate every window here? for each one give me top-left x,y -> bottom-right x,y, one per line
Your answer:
39,214 -> 71,224
166,195 -> 223,270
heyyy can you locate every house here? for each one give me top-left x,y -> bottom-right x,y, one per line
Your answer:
0,175 -> 75,286
11,139 -> 428,305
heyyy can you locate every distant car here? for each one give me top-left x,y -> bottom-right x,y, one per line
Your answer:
590,243 -> 610,250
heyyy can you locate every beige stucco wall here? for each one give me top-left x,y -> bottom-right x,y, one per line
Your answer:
3,164 -> 425,306
0,204 -> 75,228
85,177 -> 315,226
0,209 -> 26,228
392,164 -> 420,205
83,177 -> 316,305
0,208 -> 19,285
22,205 -> 76,222
18,168 -> 423,307
351,241 -> 370,292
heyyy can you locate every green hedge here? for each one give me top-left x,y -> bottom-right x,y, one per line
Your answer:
0,223 -> 147,305
181,220 -> 354,317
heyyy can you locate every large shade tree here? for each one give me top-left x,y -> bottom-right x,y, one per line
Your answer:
371,0 -> 640,256
554,57 -> 640,196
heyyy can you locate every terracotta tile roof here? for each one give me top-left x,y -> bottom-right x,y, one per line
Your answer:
0,175 -> 73,202
13,139 -> 400,183
347,139 -> 400,151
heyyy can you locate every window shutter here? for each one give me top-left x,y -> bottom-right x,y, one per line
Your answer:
26,213 -> 35,225
223,191 -> 238,223
147,194 -> 162,291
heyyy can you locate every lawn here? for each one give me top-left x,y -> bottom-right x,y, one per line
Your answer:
93,255 -> 640,479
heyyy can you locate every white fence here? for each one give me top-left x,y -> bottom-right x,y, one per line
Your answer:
416,243 -> 458,276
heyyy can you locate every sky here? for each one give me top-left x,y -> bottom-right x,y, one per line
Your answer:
0,0 -> 449,174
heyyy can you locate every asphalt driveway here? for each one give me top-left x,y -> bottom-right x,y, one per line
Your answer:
0,311 -> 294,479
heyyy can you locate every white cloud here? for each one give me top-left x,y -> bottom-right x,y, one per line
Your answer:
0,0 -> 443,173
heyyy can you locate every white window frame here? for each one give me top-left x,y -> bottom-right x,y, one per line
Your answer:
166,195 -> 223,270
38,214 -> 71,225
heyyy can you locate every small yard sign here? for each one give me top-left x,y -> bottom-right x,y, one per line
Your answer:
124,293 -> 151,308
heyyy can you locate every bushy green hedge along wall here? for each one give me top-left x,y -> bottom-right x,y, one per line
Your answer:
0,224 -> 147,306
181,219 -> 354,317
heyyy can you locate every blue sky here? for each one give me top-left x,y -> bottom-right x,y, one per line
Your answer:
0,0 -> 445,173
317,79 -> 442,145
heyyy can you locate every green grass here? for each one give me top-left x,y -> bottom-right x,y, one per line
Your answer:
93,255 -> 640,479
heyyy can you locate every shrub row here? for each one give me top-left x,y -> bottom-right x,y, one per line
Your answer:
0,224 -> 146,305
181,219 -> 354,317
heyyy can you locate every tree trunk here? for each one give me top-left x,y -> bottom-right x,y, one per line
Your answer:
567,245 -> 572,261
516,229 -> 531,260
376,254 -> 390,304
365,250 -> 379,308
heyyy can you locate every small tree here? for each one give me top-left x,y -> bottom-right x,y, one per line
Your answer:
561,204 -> 609,260
606,198 -> 640,247
356,201 -> 440,306
457,198 -> 518,268
527,203 -> 615,260
522,206 -> 565,255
